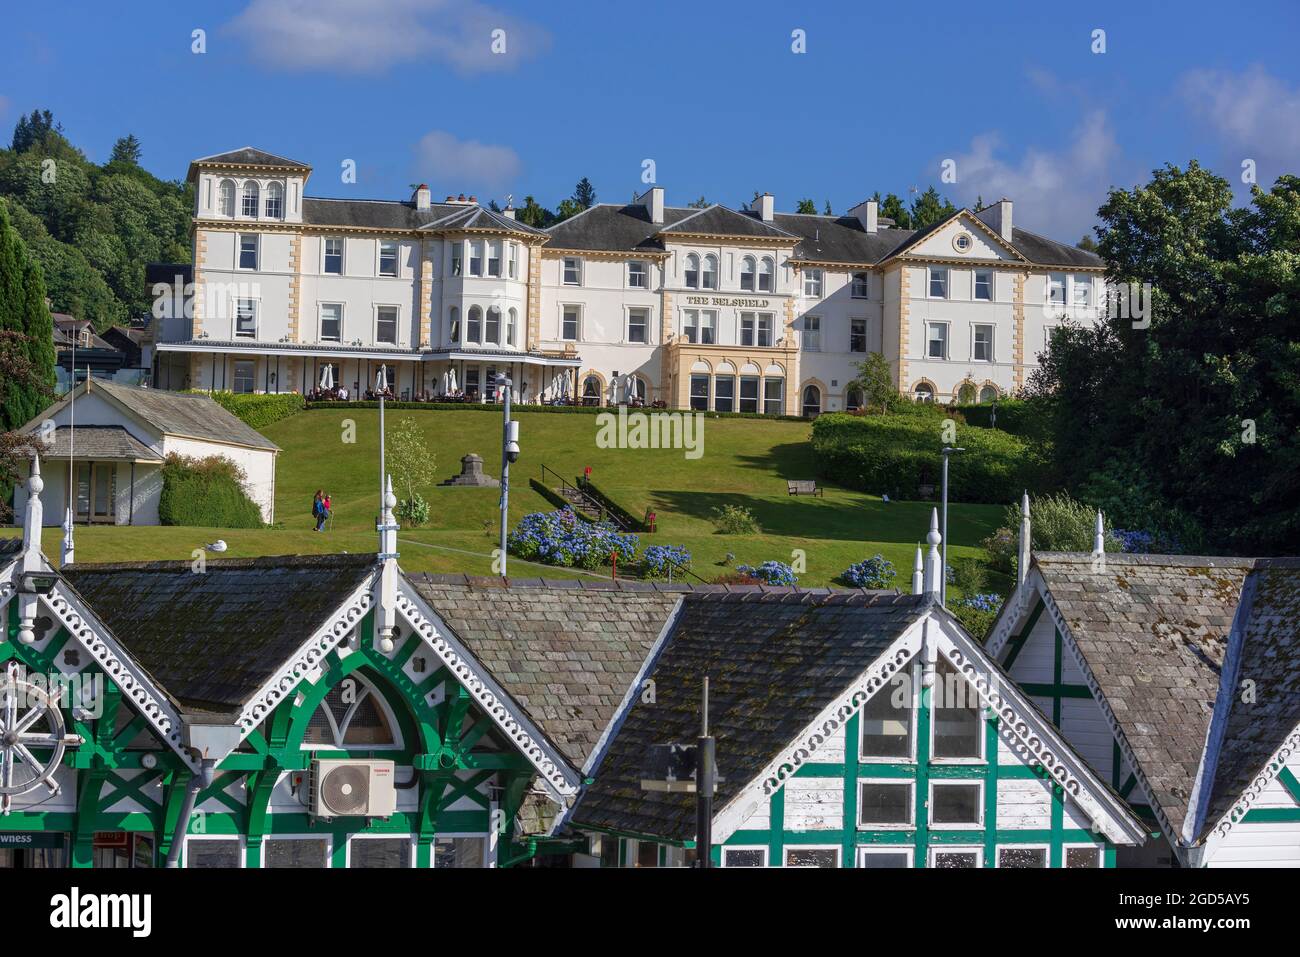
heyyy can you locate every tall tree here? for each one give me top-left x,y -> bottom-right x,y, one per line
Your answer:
572,177 -> 596,209
823,200 -> 833,216
909,186 -> 957,229
109,134 -> 142,166
1027,161 -> 1300,553
1077,234 -> 1098,252
879,192 -> 911,229
795,198 -> 817,214
0,201 -> 56,431
10,110 -> 58,153
516,196 -> 550,228
686,196 -> 710,209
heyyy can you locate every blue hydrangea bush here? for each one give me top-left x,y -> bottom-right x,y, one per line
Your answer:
507,509 -> 638,570
736,561 -> 798,586
839,554 -> 897,589
641,544 -> 692,579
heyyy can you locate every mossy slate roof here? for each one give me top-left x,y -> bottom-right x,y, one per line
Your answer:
571,590 -> 926,841
61,553 -> 376,717
1032,553 -> 1254,836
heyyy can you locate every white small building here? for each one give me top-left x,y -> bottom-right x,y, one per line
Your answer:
13,379 -> 279,526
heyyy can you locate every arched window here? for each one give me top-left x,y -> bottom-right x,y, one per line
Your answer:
630,376 -> 648,403
740,256 -> 756,291
914,383 -> 935,403
802,384 -> 822,417
448,306 -> 460,344
485,306 -> 501,344
684,253 -> 700,289
241,181 -> 260,217
847,388 -> 864,411
218,179 -> 236,217
506,308 -> 517,347
758,257 -> 774,292
301,672 -> 400,749
264,182 -> 284,219
702,255 -> 718,290
958,382 -> 978,404
467,306 -> 482,343
582,375 -> 601,405
979,385 -> 998,403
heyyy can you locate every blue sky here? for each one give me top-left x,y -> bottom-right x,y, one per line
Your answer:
3,0 -> 1298,239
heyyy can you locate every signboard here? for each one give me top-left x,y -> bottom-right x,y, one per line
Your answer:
0,831 -> 67,849
682,296 -> 773,309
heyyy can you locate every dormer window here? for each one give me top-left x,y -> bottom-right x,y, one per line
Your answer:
241,181 -> 260,218
264,182 -> 284,219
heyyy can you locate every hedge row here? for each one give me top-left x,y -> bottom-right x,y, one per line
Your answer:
952,398 -> 1050,443
810,412 -> 1047,504
158,454 -> 264,528
192,391 -> 306,429
304,400 -> 810,423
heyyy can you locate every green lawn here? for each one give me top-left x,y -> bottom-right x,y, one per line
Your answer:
6,408 -> 1008,589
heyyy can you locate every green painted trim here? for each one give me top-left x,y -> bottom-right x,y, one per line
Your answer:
842,713 -> 860,867
1277,767 -> 1300,805
1242,808 -> 1300,823
1002,599 -> 1045,670
769,788 -> 785,867
914,680 -> 933,866
1019,683 -> 1093,700
983,718 -> 999,867
727,828 -> 1106,846
1052,627 -> 1063,727
1119,773 -> 1139,800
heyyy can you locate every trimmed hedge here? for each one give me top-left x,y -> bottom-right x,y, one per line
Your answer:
811,412 -> 1047,504
305,400 -> 810,423
192,391 -> 305,429
158,453 -> 264,528
952,397 -> 1050,443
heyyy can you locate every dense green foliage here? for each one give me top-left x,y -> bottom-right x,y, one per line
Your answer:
981,492 -> 1120,575
1026,162 -> 1300,553
0,201 -> 55,431
952,398 -> 1051,444
710,503 -> 761,534
197,391 -> 305,430
1,113 -> 191,330
811,411 -> 1045,504
158,454 -> 263,528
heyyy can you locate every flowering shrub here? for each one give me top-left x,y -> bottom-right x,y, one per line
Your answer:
839,555 -> 897,589
711,504 -> 761,534
642,544 -> 692,579
507,509 -> 638,569
737,561 -> 798,586
950,592 -> 1004,640
1112,527 -> 1182,554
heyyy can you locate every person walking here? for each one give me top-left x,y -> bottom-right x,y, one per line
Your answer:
322,492 -> 332,531
313,489 -> 326,532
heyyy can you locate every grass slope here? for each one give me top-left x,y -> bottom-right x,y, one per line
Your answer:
8,409 -> 1006,588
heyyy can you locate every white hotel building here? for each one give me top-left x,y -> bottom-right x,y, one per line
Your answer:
149,147 -> 1106,414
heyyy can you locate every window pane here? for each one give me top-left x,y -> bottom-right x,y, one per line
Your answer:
758,258 -> 773,292
689,374 -> 709,411
351,838 -> 409,868
859,852 -> 909,869
803,316 -> 820,352
858,783 -> 911,825
927,324 -> 947,359
470,242 -> 483,275
380,241 -> 398,277
739,376 -> 759,413
932,783 -> 981,824
932,851 -> 978,869
320,304 -> 341,341
757,314 -> 773,347
699,311 -> 715,344
636,842 -> 659,868
714,375 -> 735,412
376,306 -> 398,345
930,269 -> 947,297
724,848 -> 764,867
933,659 -> 982,758
852,272 -> 869,297
239,235 -> 258,269
266,839 -> 328,868
785,848 -> 838,868
763,377 -> 784,415
850,319 -> 867,353
562,307 -> 579,340
600,837 -> 620,868
487,241 -> 500,277
628,308 -> 648,343
999,847 -> 1048,869
564,258 -> 581,284
1066,847 -> 1101,868
325,239 -> 343,274
860,675 -> 912,757
187,840 -> 240,868
435,837 -> 484,868
975,270 -> 992,300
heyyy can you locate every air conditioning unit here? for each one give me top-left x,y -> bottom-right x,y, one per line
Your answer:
310,759 -> 396,819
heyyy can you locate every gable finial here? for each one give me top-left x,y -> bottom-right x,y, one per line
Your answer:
374,365 -> 399,654
911,544 -> 924,595
1016,490 -> 1031,588
923,508 -> 942,599
1092,509 -> 1105,557
22,454 -> 44,559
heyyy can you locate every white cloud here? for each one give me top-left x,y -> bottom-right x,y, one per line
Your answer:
942,110 -> 1120,241
226,0 -> 550,75
1180,65 -> 1300,173
413,130 -> 521,192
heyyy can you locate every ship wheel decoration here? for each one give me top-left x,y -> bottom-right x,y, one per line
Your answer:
0,661 -> 82,815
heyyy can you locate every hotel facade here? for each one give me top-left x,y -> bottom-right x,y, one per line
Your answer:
149,147 -> 1106,414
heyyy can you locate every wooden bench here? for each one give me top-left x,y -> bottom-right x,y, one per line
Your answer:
787,479 -> 823,497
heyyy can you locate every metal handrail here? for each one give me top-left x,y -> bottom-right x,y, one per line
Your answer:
539,464 -> 631,529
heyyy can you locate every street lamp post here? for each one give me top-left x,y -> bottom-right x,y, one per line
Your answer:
940,445 -> 965,605
496,374 -> 519,578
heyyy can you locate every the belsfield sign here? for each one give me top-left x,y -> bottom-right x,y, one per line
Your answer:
682,296 -> 773,308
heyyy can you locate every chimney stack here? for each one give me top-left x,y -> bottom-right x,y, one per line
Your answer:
637,186 -> 664,225
502,205 -> 516,220
758,192 -> 774,223
413,184 -> 431,211
848,198 -> 879,234
978,198 -> 1013,242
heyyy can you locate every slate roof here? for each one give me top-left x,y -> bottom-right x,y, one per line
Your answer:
1199,560 -> 1300,838
303,197 -> 432,231
1032,553 -> 1254,837
658,205 -> 798,240
189,147 -> 311,175
776,212 -> 917,264
0,538 -> 21,558
1008,228 -> 1103,268
61,554 -> 377,717
86,380 -> 279,452
420,204 -> 548,236
570,591 -> 926,841
23,425 -> 162,462
544,204 -> 697,253
407,574 -> 683,771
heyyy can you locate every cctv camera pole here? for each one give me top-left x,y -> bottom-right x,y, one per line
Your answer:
695,675 -> 715,868
939,446 -> 965,606
497,375 -> 515,579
